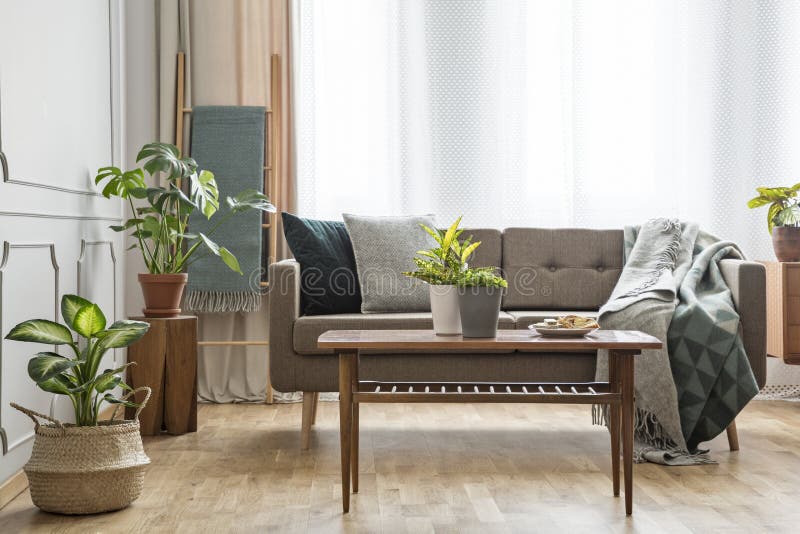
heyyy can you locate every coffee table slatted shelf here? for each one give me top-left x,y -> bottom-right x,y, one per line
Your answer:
357,381 -> 612,403
318,329 -> 661,516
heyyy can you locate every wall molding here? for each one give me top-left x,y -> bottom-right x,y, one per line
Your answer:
0,211 -> 122,222
0,242 -> 59,455
78,240 -> 118,365
0,0 -> 116,197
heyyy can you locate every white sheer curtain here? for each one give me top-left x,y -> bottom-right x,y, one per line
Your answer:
292,0 -> 800,261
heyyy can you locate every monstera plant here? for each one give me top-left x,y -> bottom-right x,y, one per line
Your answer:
5,295 -> 149,426
95,142 -> 275,317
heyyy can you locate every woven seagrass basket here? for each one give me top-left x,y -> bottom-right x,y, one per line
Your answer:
11,387 -> 151,515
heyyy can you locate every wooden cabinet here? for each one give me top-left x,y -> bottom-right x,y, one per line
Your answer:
126,316 -> 198,435
763,261 -> 800,364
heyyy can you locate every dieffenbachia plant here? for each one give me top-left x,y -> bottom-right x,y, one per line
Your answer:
4,295 -> 150,426
95,142 -> 275,275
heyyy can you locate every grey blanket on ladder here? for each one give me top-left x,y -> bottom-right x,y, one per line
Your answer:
184,106 -> 266,313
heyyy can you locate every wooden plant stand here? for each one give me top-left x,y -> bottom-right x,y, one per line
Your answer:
318,329 -> 661,516
126,316 -> 198,436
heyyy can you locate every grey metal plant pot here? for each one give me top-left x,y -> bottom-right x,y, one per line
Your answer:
458,286 -> 503,338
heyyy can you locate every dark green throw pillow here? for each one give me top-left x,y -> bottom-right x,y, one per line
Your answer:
281,212 -> 362,315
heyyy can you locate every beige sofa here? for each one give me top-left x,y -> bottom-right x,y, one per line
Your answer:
269,228 -> 767,449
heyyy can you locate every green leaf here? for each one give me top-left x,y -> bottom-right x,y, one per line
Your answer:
219,247 -> 242,274
95,320 -> 149,349
460,241 -> 481,263
102,393 -> 140,409
746,196 -> 771,209
137,142 -> 197,181
94,166 -> 146,199
60,294 -> 92,329
198,232 -> 220,255
94,372 -> 122,393
190,170 -> 220,218
225,189 -> 275,214
768,202 -> 782,234
441,216 -> 462,254
37,375 -> 74,395
72,304 -> 107,338
419,224 -> 443,246
109,218 -> 144,232
27,352 -> 80,382
93,362 -> 136,393
5,319 -> 74,345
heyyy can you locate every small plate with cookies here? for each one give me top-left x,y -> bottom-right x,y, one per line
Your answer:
528,315 -> 600,337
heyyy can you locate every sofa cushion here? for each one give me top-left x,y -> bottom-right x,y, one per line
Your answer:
343,213 -> 437,313
462,228 -> 502,269
293,311 -> 516,354
282,212 -> 361,315
507,310 -> 599,330
502,228 -> 623,310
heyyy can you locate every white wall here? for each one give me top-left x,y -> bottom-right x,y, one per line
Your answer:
0,0 -> 127,485
122,0 -> 159,318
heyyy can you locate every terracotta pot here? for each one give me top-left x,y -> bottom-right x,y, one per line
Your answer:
138,273 -> 188,318
772,226 -> 800,262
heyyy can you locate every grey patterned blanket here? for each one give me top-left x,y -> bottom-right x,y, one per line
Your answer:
595,219 -> 759,465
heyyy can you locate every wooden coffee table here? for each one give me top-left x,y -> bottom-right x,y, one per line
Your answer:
317,329 -> 661,515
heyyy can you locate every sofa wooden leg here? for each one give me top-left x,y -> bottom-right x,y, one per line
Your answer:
726,420 -> 740,451
301,392 -> 316,450
310,392 -> 319,426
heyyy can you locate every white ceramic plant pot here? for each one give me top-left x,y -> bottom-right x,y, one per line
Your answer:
429,284 -> 462,336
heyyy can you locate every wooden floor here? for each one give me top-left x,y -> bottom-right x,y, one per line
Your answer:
1,400 -> 799,533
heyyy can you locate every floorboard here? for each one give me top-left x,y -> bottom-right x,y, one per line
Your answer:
1,400 -> 799,533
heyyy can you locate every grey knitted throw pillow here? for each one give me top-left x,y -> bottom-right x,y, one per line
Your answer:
343,214 -> 437,313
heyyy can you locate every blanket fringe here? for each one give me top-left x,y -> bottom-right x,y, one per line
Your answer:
184,290 -> 262,313
618,218 -> 682,298
592,403 -> 715,464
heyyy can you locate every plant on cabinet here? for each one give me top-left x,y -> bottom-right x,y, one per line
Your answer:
747,183 -> 800,261
95,142 -> 275,317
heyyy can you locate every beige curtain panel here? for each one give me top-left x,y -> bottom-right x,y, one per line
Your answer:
158,0 -> 295,402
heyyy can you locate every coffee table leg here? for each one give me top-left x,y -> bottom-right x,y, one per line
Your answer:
351,353 -> 360,493
339,351 -> 356,513
608,351 -> 620,497
620,352 -> 635,515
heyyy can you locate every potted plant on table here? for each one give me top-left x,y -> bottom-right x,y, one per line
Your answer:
403,216 -> 481,335
95,142 -> 275,317
456,266 -> 508,338
6,295 -> 152,514
747,183 -> 800,261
